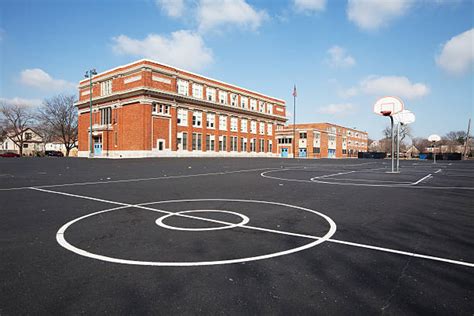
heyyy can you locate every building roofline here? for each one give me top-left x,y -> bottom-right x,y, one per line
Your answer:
79,59 -> 286,104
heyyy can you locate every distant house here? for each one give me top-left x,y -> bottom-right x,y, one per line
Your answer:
405,145 -> 420,159
1,128 -> 44,156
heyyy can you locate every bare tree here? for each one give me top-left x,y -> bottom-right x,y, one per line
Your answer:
443,130 -> 467,152
411,137 -> 431,152
0,102 -> 35,155
383,124 -> 412,144
37,94 -> 77,157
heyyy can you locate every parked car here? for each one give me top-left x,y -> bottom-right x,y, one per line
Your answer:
45,150 -> 64,157
0,152 -> 21,158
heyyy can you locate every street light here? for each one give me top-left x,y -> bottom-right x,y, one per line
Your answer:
84,68 -> 97,158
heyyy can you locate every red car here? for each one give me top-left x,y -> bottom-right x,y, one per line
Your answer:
0,152 -> 21,158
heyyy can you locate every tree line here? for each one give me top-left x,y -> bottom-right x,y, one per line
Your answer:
0,94 -> 77,156
370,124 -> 471,155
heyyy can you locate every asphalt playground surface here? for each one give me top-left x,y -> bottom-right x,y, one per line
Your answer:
1,157 -> 473,315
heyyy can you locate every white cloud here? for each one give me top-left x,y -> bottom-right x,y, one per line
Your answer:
156,0 -> 185,17
326,45 -> 356,68
112,30 -> 213,71
197,0 -> 268,32
293,0 -> 326,13
347,0 -> 412,31
317,103 -> 354,115
339,87 -> 359,98
360,75 -> 429,99
19,69 -> 75,91
436,28 -> 474,75
0,97 -> 42,107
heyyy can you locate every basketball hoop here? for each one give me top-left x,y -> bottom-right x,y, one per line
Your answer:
373,96 -> 404,117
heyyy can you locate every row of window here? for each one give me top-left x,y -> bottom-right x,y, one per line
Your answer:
177,133 -> 273,152
177,109 -> 273,135
177,79 -> 274,115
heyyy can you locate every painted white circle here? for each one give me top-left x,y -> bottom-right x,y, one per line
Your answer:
56,199 -> 337,267
156,209 -> 250,231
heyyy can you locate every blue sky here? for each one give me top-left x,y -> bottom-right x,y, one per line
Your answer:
1,0 -> 473,140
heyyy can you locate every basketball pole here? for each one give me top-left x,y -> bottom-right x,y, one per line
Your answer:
396,122 -> 400,172
390,116 -> 394,173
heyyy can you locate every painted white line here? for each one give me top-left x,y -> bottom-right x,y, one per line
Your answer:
411,174 -> 433,185
318,178 -> 413,184
327,239 -> 473,268
0,167 -> 276,191
52,196 -> 337,267
311,170 -> 356,179
32,188 -> 474,268
435,169 -> 442,174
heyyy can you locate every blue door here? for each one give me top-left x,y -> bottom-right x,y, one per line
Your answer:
94,138 -> 102,156
281,148 -> 288,158
328,149 -> 336,158
299,148 -> 307,158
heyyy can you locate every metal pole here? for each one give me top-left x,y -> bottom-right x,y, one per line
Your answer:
89,73 -> 93,158
390,116 -> 394,172
293,91 -> 296,159
396,122 -> 400,172
433,142 -> 436,164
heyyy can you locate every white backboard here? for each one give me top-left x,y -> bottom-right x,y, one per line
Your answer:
373,96 -> 404,116
428,134 -> 441,142
393,110 -> 416,125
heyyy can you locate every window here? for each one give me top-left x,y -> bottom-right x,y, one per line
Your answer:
206,88 -> 216,102
267,124 -> 273,136
299,132 -> 307,139
250,99 -> 257,111
231,136 -> 238,151
177,132 -> 188,150
314,132 -> 320,139
206,113 -> 215,128
25,132 -> 32,140
192,111 -> 202,127
278,137 -> 292,144
259,122 -> 265,135
177,109 -> 188,126
313,147 -> 320,154
240,119 -> 248,133
206,135 -> 215,151
100,107 -> 112,125
219,115 -> 227,131
230,117 -> 238,132
250,121 -> 257,134
259,139 -> 265,152
267,103 -> 273,114
219,135 -> 227,151
342,149 -> 347,154
230,94 -> 238,106
328,135 -> 336,142
177,79 -> 189,96
268,140 -> 272,152
23,143 -> 28,148
192,133 -> 202,150
241,96 -> 248,109
240,138 -> 247,152
219,91 -> 227,105
258,101 -> 265,113
192,84 -> 203,99
100,80 -> 112,96
152,103 -> 169,115
250,138 -> 256,152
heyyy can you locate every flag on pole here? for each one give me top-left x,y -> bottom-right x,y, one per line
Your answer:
292,85 -> 297,97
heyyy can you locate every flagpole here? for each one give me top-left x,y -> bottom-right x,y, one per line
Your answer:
293,85 -> 296,159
